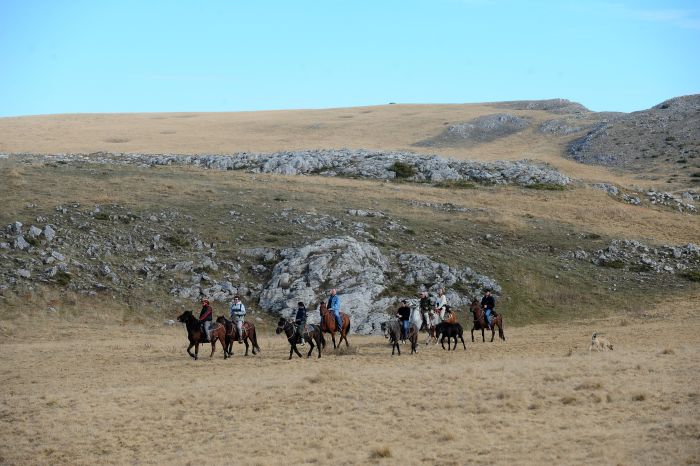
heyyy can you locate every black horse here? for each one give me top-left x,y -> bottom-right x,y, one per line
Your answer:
275,317 -> 325,359
435,322 -> 467,351
176,310 -> 212,360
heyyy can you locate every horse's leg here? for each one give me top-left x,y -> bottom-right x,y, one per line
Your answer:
471,326 -> 475,343
243,338 -> 249,356
460,334 -> 467,350
331,332 -> 337,349
288,344 -> 294,360
210,339 -> 216,358
187,342 -> 196,359
306,336 -> 314,358
481,328 -> 485,342
499,322 -> 506,341
294,344 -> 303,358
194,343 -> 199,360
490,326 -> 496,342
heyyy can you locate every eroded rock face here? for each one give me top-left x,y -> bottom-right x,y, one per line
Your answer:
259,236 -> 391,334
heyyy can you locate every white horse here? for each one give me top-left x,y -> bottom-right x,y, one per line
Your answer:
409,307 -> 423,337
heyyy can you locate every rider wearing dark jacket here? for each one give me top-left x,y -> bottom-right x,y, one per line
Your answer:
397,300 -> 411,340
295,302 -> 307,346
480,290 -> 496,328
199,298 -> 213,342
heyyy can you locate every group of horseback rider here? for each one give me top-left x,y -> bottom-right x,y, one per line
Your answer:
197,286 -> 493,344
395,288 -> 497,340
197,288 -> 343,346
198,294 -> 247,343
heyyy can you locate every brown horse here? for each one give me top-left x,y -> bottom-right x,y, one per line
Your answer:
209,321 -> 231,359
469,299 -> 506,342
319,302 -> 351,349
177,310 -> 223,360
214,316 -> 261,356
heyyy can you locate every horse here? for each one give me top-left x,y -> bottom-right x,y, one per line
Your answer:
208,321 -> 231,359
275,317 -> 325,359
381,320 -> 418,355
469,299 -> 506,342
319,302 -> 351,349
409,306 -> 423,338
177,310 -> 218,360
435,322 -> 467,350
214,315 -> 261,356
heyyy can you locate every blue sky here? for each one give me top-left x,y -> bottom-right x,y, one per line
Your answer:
1,0 -> 699,116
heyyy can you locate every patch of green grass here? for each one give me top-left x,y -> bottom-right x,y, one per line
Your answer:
54,271 -> 72,286
388,161 -> 417,179
525,183 -> 566,191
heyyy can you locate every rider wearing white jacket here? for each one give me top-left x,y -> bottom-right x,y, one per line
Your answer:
229,295 -> 246,343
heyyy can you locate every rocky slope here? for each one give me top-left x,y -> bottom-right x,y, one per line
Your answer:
568,95 -> 700,184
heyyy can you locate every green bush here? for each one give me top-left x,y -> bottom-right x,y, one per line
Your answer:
599,258 -> 625,269
680,269 -> 700,282
389,161 -> 417,179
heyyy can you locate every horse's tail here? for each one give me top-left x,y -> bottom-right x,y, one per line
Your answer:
250,326 -> 261,352
345,317 -> 351,335
498,318 -> 505,341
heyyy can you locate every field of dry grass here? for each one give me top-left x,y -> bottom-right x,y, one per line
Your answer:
1,294 -> 698,465
0,104 -> 653,189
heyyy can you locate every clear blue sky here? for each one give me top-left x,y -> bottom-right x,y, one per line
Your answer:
1,0 -> 699,116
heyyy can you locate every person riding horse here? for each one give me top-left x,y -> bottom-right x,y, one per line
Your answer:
481,290 -> 496,329
295,301 -> 307,346
199,298 -> 213,342
419,291 -> 432,330
229,295 -> 246,343
327,288 -> 342,332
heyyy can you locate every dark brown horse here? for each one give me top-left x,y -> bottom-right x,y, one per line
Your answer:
177,310 -> 221,360
469,299 -> 506,342
319,302 -> 351,349
214,316 -> 261,356
275,317 -> 325,359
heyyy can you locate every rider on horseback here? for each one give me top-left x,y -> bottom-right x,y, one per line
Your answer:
199,298 -> 213,342
295,301 -> 307,346
419,291 -> 432,330
435,288 -> 448,320
229,295 -> 246,343
481,289 -> 495,329
328,289 -> 342,332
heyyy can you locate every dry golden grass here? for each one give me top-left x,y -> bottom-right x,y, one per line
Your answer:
0,294 -> 698,465
0,104 -> 654,189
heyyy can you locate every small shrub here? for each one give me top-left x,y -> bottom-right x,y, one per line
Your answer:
526,183 -> 566,191
93,212 -> 110,221
658,348 -> 675,355
599,258 -> 625,269
165,235 -> 189,248
629,263 -> 653,273
24,235 -> 39,247
560,396 -> 577,405
54,271 -> 71,286
389,161 -> 417,179
680,269 -> 700,282
691,172 -> 700,178
369,447 -> 392,459
631,393 -> 646,402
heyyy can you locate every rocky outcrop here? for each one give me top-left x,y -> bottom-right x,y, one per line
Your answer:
7,150 -> 571,187
414,114 -> 530,148
571,239 -> 700,274
258,237 -> 501,334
